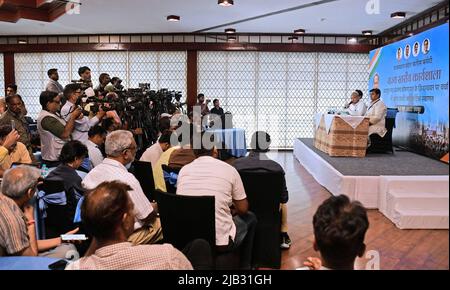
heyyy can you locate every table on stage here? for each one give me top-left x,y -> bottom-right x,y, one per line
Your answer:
208,128 -> 247,158
314,113 -> 370,157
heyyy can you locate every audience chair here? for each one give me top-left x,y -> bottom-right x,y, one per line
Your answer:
129,160 -> 156,202
238,170 -> 284,269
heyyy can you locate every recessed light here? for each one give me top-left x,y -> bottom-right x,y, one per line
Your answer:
391,12 -> 406,19
362,30 -> 372,36
225,28 -> 236,34
348,37 -> 357,44
227,35 -> 237,42
166,15 -> 180,22
288,36 -> 298,41
218,0 -> 234,7
294,29 -> 305,34
18,39 -> 27,44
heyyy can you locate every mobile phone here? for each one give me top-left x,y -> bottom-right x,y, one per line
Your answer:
60,234 -> 88,241
48,259 -> 68,270
11,120 -> 15,130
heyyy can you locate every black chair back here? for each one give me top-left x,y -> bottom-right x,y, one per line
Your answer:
130,160 -> 155,202
154,190 -> 215,251
238,170 -> 283,269
37,180 -> 72,239
161,164 -> 180,193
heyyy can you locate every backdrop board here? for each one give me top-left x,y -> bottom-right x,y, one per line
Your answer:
369,23 -> 449,162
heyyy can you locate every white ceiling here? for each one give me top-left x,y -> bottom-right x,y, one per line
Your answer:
0,0 -> 442,36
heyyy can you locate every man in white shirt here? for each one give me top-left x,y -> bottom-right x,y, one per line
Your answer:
177,131 -> 257,269
344,90 -> 367,116
140,130 -> 173,168
60,83 -> 105,144
86,125 -> 107,168
365,88 -> 387,139
82,130 -> 162,245
45,69 -> 64,95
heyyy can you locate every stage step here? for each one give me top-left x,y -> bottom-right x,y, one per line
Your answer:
393,209 -> 449,229
379,176 -> 449,229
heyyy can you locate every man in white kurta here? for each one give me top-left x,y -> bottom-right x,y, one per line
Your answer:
365,88 -> 387,138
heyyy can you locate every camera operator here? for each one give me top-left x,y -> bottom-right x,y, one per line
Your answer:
95,73 -> 111,95
78,66 -> 93,89
37,91 -> 82,167
111,77 -> 124,91
61,83 -> 106,144
195,93 -> 210,116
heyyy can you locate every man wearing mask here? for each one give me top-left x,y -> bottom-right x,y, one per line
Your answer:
45,68 -> 64,95
95,73 -> 111,95
0,95 -> 34,158
60,83 -> 105,144
82,130 -> 162,245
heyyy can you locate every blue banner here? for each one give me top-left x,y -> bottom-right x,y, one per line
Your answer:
369,23 -> 449,161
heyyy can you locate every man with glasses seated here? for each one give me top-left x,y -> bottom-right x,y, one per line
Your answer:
37,91 -> 82,168
82,130 -> 162,245
60,84 -> 106,144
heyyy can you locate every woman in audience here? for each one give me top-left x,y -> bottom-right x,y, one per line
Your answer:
66,181 -> 212,270
299,195 -> 369,270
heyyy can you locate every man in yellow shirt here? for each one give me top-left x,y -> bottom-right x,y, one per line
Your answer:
153,146 -> 179,192
0,129 -> 20,176
0,125 -> 32,171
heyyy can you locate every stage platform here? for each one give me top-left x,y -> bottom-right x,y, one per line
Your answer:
294,138 -> 449,229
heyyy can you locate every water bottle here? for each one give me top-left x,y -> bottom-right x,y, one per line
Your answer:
41,164 -> 49,178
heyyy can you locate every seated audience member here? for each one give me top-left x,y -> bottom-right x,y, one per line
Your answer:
344,90 -> 367,116
365,88 -> 387,141
82,130 -> 162,245
0,97 -> 5,116
37,91 -> 82,167
0,125 -> 32,171
60,84 -> 105,144
177,131 -> 257,269
233,131 -> 291,249
0,129 -> 20,177
168,124 -> 196,170
299,195 -> 369,270
0,165 -> 79,258
45,141 -> 88,227
86,125 -> 107,168
140,130 -> 173,167
0,94 -> 33,156
66,181 -> 213,270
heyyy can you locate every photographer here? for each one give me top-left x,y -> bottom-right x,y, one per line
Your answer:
37,91 -> 82,167
111,77 -> 124,91
95,73 -> 111,95
78,66 -> 93,89
61,84 -> 106,144
195,93 -> 210,116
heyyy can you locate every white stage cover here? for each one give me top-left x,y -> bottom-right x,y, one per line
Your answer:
293,139 -> 449,229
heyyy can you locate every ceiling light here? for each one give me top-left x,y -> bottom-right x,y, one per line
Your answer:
166,15 -> 180,22
362,30 -> 372,36
391,12 -> 406,19
288,36 -> 298,42
294,29 -> 305,34
227,35 -> 237,42
225,28 -> 236,34
218,0 -> 234,6
408,32 -> 414,36
18,39 -> 27,44
348,37 -> 357,44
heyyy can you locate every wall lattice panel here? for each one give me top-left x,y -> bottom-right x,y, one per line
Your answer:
15,51 -> 187,119
198,51 -> 369,149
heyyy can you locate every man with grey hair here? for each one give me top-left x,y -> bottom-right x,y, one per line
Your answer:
0,165 -> 79,258
82,130 -> 162,245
